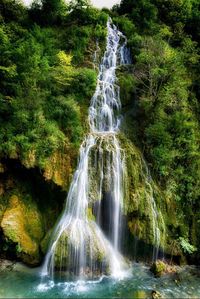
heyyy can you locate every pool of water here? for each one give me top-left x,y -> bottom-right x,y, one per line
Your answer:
0,262 -> 199,298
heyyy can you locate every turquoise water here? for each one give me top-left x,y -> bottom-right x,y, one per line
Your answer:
0,263 -> 199,298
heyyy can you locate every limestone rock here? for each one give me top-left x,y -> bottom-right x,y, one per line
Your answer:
1,195 -> 44,266
43,149 -> 74,190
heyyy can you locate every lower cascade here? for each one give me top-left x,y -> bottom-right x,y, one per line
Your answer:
42,19 -> 163,282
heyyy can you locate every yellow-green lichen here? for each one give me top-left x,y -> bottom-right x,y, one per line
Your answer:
1,194 -> 44,265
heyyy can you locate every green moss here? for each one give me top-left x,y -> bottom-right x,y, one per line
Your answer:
119,133 -> 167,247
87,207 -> 95,221
118,133 -> 148,214
53,231 -> 69,269
40,229 -> 53,255
150,260 -> 166,277
0,194 -> 44,265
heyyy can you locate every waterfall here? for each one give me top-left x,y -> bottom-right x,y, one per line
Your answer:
142,158 -> 166,261
42,19 -> 131,281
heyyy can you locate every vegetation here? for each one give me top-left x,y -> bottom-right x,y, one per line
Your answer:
113,0 -> 200,260
0,0 -> 200,265
0,0 -> 107,170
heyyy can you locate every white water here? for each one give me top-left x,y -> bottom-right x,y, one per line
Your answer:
42,19 -> 131,281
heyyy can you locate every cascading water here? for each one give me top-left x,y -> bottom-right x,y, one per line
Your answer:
141,158 -> 166,261
42,19 -> 131,281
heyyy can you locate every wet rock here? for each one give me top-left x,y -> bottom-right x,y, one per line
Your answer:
150,260 -> 179,277
40,229 -> 53,255
150,260 -> 166,277
151,290 -> 162,299
52,229 -> 107,271
0,259 -> 16,272
119,134 -> 166,249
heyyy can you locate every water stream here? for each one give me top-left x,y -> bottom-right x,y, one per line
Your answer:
1,262 -> 200,298
42,19 -> 131,281
41,18 -> 166,285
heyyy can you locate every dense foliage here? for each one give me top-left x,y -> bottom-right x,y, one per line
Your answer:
113,0 -> 200,256
0,0 -> 107,169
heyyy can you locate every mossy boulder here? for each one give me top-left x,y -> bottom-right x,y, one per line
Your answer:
1,195 -> 44,265
53,230 -> 69,270
150,260 -> 166,277
46,222 -> 111,277
150,260 -> 181,278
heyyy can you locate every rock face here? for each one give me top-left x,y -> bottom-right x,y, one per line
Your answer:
119,135 -> 165,249
43,149 -> 75,191
0,135 -> 188,266
0,134 -> 191,266
119,133 -> 185,262
1,195 -> 44,265
0,149 -> 75,266
21,147 -> 76,192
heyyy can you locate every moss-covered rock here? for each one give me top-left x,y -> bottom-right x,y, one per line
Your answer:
1,194 -> 44,265
117,133 -> 192,262
150,260 -> 181,278
150,260 -> 166,277
119,133 -> 166,249
40,229 -> 53,255
20,145 -> 77,191
43,148 -> 76,190
53,230 -> 69,270
46,221 -> 111,277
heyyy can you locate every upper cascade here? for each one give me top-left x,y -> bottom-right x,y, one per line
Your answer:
89,19 -> 131,133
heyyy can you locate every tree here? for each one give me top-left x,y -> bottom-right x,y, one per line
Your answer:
52,51 -> 74,88
0,0 -> 26,23
117,0 -> 157,32
29,0 -> 67,25
68,0 -> 91,11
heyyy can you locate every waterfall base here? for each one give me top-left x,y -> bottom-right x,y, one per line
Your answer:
42,217 -> 128,280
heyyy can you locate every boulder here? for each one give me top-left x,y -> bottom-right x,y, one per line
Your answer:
1,195 -> 44,266
150,260 -> 166,277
